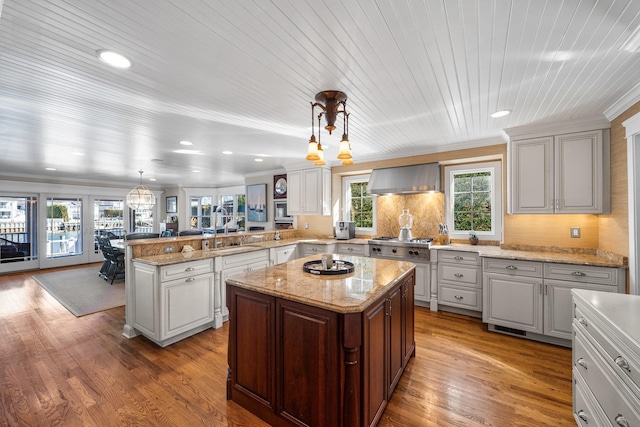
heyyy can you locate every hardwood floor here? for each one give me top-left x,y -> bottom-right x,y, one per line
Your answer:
0,264 -> 574,426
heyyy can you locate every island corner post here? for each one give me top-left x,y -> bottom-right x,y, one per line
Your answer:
225,255 -> 416,427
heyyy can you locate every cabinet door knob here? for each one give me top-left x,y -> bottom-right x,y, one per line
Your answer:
577,410 -> 588,422
505,265 -> 518,270
185,277 -> 195,282
577,358 -> 587,369
615,415 -> 629,427
571,271 -> 586,277
185,267 -> 195,272
615,356 -> 631,372
454,273 -> 463,278
578,317 -> 588,327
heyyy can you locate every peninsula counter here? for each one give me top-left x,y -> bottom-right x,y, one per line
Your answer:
226,255 -> 416,427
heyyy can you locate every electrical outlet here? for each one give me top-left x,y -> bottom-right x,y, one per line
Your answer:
203,240 -> 210,250
305,223 -> 309,229
163,246 -> 176,253
570,227 -> 581,238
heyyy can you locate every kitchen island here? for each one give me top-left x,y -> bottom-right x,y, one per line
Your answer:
226,255 -> 416,427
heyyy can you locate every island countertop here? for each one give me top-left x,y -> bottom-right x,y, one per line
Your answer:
225,254 -> 416,314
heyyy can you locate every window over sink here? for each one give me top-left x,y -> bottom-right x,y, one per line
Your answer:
444,161 -> 502,242
342,174 -> 376,234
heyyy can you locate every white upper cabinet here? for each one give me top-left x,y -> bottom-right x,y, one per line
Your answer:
287,167 -> 331,216
509,128 -> 610,214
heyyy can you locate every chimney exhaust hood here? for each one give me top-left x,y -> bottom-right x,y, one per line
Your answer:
367,163 -> 441,195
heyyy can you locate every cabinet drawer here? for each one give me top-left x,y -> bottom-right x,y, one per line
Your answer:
221,250 -> 268,269
573,368 -> 610,427
336,244 -> 367,256
303,244 -> 331,255
574,305 -> 640,399
574,329 -> 640,426
437,250 -> 480,265
439,285 -> 481,311
160,259 -> 213,282
483,258 -> 543,277
544,263 -> 622,287
439,264 -> 480,287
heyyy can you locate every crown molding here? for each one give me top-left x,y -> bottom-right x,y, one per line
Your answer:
604,81 -> 640,121
503,116 -> 611,140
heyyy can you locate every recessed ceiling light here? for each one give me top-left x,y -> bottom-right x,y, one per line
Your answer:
149,178 -> 157,182
173,149 -> 202,155
254,158 -> 264,162
71,152 -> 85,156
543,51 -> 572,62
490,110 -> 511,118
222,151 -> 233,155
193,169 -> 200,173
96,49 -> 131,69
45,167 -> 56,171
179,140 -> 193,146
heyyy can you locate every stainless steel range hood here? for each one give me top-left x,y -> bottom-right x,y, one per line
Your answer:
367,163 -> 441,195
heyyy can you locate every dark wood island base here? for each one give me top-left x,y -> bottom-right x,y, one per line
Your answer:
226,256 -> 416,427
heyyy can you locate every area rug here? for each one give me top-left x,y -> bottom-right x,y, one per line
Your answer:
32,266 -> 125,317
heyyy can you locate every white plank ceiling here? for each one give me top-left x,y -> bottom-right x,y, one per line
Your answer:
1,0 -> 640,188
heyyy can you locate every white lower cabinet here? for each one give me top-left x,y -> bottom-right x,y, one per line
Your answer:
218,249 -> 269,321
437,251 -> 482,313
270,244 -> 298,265
572,290 -> 640,426
413,263 -> 430,305
483,258 -> 625,344
132,258 -> 215,347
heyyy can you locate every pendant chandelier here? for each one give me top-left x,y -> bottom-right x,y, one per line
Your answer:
305,90 -> 353,166
126,171 -> 155,210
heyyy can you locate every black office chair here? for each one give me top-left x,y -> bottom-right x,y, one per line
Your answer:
160,230 -> 173,237
125,232 -> 160,240
178,230 -> 204,236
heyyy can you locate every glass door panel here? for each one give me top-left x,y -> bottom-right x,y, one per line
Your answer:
0,195 -> 38,272
91,198 -> 125,263
46,197 -> 84,260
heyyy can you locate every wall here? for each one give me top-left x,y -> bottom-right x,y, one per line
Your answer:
598,100 -> 640,257
245,174 -> 276,231
321,129 -> 628,252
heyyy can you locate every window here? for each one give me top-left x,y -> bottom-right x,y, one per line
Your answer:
444,161 -> 502,242
342,174 -> 375,233
0,195 -> 38,264
190,196 -> 212,229
190,194 -> 245,231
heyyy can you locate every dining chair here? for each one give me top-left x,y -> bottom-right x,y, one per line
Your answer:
160,230 -> 173,237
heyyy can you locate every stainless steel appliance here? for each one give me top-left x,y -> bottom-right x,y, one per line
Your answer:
274,201 -> 293,228
335,221 -> 356,240
368,236 -> 432,262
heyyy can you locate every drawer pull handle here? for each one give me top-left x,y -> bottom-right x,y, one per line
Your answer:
185,277 -> 196,282
312,248 -> 318,251
577,358 -> 587,369
571,271 -> 586,276
454,273 -> 464,278
615,415 -> 629,427
505,265 -> 518,270
348,247 -> 353,251
454,295 -> 463,300
185,267 -> 195,272
577,410 -> 588,422
615,356 -> 631,372
577,317 -> 588,327
454,256 -> 463,261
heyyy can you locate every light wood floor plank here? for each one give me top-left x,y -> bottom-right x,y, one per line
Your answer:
0,264 -> 573,426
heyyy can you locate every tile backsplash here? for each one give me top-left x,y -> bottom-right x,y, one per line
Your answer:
375,193 -> 445,239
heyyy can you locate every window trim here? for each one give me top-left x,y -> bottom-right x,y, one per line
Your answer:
444,161 -> 503,242
342,174 -> 376,234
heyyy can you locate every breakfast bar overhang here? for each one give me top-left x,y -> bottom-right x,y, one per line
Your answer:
225,254 -> 416,427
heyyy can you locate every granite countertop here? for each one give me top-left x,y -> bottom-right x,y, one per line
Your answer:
432,244 -> 627,268
225,255 -> 416,314
132,245 -> 265,266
